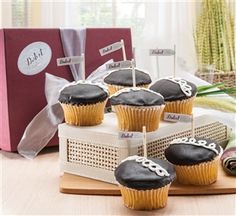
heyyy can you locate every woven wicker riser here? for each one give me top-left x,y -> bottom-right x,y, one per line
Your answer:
195,71 -> 236,88
59,113 -> 230,184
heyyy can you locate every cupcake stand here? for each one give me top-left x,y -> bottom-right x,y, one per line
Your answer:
58,112 -> 236,195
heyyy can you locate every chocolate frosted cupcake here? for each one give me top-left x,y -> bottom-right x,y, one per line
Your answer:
165,137 -> 223,185
149,77 -> 197,115
104,68 -> 152,95
115,155 -> 176,210
110,88 -> 165,132
59,81 -> 108,126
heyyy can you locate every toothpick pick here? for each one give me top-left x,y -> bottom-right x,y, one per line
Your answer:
131,59 -> 136,87
173,44 -> 176,78
156,54 -> 160,79
143,126 -> 147,158
81,53 -> 85,80
132,47 -> 136,62
121,39 -> 127,61
191,114 -> 195,137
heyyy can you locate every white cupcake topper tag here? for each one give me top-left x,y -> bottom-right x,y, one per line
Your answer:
170,137 -> 222,155
149,45 -> 176,79
122,155 -> 170,177
99,39 -> 127,60
57,53 -> 86,81
106,60 -> 132,71
165,77 -> 192,97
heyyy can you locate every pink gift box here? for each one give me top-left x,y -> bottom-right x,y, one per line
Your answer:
0,28 -> 132,152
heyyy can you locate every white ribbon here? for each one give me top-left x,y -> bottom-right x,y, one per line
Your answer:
17,60 -> 113,159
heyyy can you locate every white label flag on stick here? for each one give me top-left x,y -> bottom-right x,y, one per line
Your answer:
118,126 -> 148,157
131,59 -> 136,87
163,112 -> 192,123
164,112 -> 195,137
118,131 -> 143,140
57,54 -> 85,80
99,42 -> 122,56
99,39 -> 127,60
57,56 -> 84,66
149,46 -> 176,79
149,49 -> 175,56
106,60 -> 133,71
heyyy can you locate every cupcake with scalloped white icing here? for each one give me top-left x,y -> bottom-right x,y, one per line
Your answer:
59,81 -> 108,126
149,77 -> 197,115
115,155 -> 176,210
110,87 -> 165,132
165,137 -> 223,185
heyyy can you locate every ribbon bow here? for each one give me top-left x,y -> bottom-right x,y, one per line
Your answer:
17,59 -> 112,159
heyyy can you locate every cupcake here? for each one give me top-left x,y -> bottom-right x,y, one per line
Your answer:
165,137 -> 223,185
149,77 -> 197,115
104,68 -> 152,95
59,81 -> 108,126
115,155 -> 176,210
110,88 -> 165,132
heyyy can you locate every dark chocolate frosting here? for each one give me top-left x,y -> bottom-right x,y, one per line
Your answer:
104,69 -> 152,86
115,156 -> 176,190
110,88 -> 165,106
165,137 -> 222,166
149,78 -> 197,101
59,82 -> 108,105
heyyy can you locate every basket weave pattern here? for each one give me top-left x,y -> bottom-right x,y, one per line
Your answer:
59,115 -> 229,184
195,71 -> 236,88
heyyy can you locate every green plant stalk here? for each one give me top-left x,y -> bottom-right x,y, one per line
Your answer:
197,88 -> 236,96
211,2 -> 218,67
220,0 -> 231,71
197,83 -> 225,93
225,4 -> 235,70
195,0 -> 235,72
194,97 -> 236,113
197,82 -> 236,96
217,0 -> 224,70
233,14 -> 236,69
214,1 -> 220,69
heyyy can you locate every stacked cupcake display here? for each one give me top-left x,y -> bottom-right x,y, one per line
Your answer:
58,48 -> 226,211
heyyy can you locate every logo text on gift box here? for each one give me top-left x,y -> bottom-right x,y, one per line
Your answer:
26,48 -> 43,66
17,41 -> 52,76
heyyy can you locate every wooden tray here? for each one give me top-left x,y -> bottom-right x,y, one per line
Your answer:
60,165 -> 236,195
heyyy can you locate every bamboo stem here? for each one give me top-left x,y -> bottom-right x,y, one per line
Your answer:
195,0 -> 235,72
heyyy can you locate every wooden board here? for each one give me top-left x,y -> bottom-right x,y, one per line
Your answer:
60,166 -> 236,195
